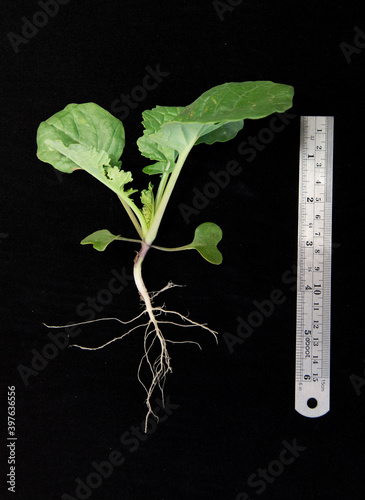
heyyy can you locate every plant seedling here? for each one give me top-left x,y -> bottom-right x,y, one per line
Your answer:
37,81 -> 294,430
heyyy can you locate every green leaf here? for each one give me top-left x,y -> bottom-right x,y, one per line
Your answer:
104,165 -> 137,197
36,103 -> 138,201
140,182 -> 154,227
195,120 -> 244,145
146,121 -> 206,153
146,81 -> 294,152
137,106 -> 182,168
187,222 -> 223,265
37,103 -> 125,173
41,140 -> 137,199
80,229 -> 120,251
142,161 -> 175,175
175,81 -> 294,124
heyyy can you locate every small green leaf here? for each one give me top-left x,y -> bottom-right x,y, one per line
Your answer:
140,182 -> 154,227
142,161 -> 175,175
103,165 -> 138,197
187,222 -> 223,265
80,229 -> 120,251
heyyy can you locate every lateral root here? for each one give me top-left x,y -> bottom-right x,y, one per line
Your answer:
43,281 -> 218,432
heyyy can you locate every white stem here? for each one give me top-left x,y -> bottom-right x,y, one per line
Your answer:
133,242 -> 172,430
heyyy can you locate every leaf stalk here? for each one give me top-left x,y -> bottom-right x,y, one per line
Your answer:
145,140 -> 196,245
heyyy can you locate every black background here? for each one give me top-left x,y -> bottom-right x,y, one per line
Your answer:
1,1 -> 364,499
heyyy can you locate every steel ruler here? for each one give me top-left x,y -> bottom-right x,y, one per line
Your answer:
295,116 -> 334,418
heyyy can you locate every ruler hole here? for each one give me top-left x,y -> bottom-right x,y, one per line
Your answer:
307,398 -> 318,409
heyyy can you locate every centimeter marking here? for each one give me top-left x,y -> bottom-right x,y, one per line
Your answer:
295,116 -> 334,418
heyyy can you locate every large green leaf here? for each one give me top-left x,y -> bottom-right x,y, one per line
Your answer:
175,81 -> 294,123
37,102 -> 125,173
36,103 -> 137,200
146,81 -> 294,152
186,222 -> 223,265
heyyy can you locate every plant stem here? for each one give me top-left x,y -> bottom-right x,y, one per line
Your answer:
145,142 -> 195,245
133,242 -> 151,294
133,243 -> 161,327
118,196 -> 143,238
133,241 -> 172,428
154,163 -> 171,210
116,236 -> 143,244
114,237 -> 192,253
150,243 -> 192,252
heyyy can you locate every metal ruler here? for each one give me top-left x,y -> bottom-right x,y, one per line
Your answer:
295,116 -> 334,418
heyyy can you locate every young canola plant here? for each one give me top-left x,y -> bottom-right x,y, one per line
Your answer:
37,81 -> 294,429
